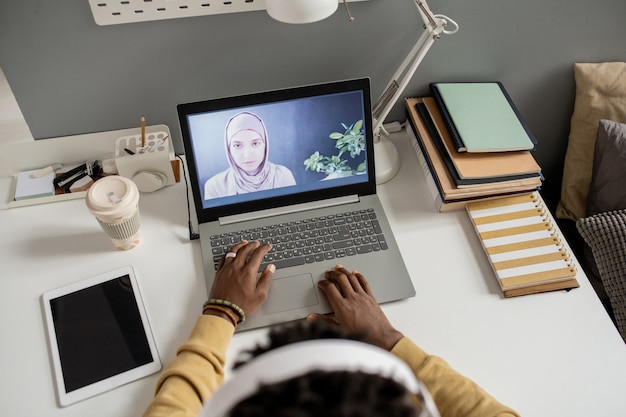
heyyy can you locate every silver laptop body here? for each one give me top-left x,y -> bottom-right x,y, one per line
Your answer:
178,78 -> 415,331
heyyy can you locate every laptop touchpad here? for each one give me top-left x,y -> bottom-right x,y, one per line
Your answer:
262,273 -> 319,314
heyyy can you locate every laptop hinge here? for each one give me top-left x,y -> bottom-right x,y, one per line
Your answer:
218,195 -> 360,226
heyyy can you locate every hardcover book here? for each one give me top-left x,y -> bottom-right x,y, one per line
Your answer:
418,97 -> 542,179
430,82 -> 537,153
405,97 -> 542,203
416,98 -> 542,184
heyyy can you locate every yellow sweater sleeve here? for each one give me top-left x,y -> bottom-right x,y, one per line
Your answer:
391,337 -> 520,417
142,315 -> 235,417
142,319 -> 518,417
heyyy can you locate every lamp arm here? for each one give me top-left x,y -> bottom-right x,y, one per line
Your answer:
371,0 -> 458,136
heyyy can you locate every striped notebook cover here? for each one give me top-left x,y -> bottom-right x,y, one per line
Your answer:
466,192 -> 578,297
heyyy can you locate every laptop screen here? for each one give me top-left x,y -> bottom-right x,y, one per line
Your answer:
178,78 -> 376,223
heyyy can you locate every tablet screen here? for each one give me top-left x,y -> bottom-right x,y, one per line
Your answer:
42,266 -> 161,406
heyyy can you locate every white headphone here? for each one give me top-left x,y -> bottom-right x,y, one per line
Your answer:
198,339 -> 440,417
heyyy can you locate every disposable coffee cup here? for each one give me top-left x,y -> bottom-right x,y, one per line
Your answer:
86,175 -> 141,250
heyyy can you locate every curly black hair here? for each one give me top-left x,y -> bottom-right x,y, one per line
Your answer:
229,369 -> 420,417
228,320 -> 421,417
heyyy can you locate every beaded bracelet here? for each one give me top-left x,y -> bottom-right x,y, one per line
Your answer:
203,298 -> 246,324
202,304 -> 238,328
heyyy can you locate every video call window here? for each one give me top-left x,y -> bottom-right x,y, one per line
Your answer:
186,90 -> 369,210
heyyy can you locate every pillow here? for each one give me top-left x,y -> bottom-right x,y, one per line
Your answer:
586,119 -> 626,216
556,62 -> 626,221
576,210 -> 626,343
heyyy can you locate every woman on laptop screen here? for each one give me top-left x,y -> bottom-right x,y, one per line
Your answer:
204,111 -> 296,199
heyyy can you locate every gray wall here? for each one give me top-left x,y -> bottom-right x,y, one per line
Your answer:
1,0 -> 625,207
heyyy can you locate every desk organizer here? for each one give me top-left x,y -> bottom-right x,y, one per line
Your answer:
1,124 -> 177,208
115,131 -> 177,192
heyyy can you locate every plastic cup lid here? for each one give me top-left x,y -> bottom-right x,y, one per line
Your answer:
86,175 -> 139,215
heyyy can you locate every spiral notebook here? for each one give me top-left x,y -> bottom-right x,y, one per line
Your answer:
466,192 -> 578,297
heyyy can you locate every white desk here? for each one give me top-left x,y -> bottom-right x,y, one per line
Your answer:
1,131 -> 626,417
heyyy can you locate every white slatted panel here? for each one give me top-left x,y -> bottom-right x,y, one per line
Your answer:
88,0 -> 367,26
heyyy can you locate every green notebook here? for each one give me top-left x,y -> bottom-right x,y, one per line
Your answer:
430,82 -> 537,153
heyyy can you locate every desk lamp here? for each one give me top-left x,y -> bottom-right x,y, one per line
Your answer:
266,0 -> 459,184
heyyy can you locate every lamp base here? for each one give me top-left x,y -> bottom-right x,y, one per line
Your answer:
374,135 -> 400,185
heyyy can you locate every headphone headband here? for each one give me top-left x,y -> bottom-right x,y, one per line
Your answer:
198,339 -> 440,417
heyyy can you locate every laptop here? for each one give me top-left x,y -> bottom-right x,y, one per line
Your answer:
177,78 -> 415,331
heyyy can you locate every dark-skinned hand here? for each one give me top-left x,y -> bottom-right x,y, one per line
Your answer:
206,240 -> 274,323
307,264 -> 404,351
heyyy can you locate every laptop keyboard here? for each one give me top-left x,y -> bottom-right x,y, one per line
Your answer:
210,208 -> 389,271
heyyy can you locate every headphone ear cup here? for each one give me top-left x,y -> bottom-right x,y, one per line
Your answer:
133,171 -> 167,192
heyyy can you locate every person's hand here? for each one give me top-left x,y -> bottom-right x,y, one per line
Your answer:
307,264 -> 403,351
207,240 -> 274,319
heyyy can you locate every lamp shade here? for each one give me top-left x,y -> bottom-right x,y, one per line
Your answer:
266,0 -> 338,24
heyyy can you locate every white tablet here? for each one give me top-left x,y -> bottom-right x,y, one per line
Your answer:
41,265 -> 161,406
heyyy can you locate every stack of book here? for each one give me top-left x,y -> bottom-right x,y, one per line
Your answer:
405,82 -> 543,212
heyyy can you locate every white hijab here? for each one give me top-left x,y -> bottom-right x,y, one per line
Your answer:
224,111 -> 280,194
